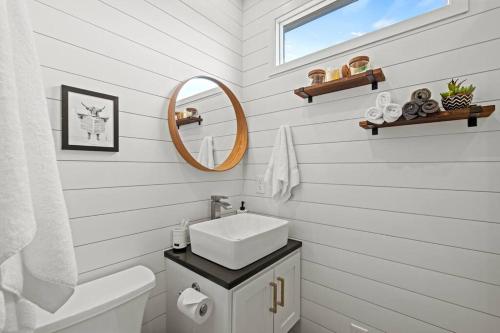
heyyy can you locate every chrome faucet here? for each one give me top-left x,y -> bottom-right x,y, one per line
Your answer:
211,195 -> 232,219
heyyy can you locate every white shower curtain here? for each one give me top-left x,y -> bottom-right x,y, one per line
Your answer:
0,0 -> 78,332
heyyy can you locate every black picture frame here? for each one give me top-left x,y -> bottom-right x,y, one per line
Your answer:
61,85 -> 119,152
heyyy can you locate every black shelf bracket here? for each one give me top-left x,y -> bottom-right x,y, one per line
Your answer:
365,70 -> 378,90
308,95 -> 313,103
371,127 -> 378,135
468,105 -> 481,127
468,116 -> 477,127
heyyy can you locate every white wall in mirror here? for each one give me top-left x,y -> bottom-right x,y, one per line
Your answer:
175,78 -> 237,168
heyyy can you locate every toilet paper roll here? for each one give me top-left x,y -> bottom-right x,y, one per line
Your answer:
177,287 -> 213,325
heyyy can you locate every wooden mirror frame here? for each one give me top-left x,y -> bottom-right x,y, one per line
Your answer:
168,76 -> 248,172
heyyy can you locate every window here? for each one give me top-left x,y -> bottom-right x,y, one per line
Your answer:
276,0 -> 468,68
177,79 -> 218,101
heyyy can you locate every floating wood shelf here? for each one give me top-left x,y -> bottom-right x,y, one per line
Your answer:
176,116 -> 203,129
294,68 -> 386,103
359,105 -> 495,135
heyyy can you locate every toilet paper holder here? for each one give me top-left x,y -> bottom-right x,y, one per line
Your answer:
178,282 -> 201,295
178,283 -> 209,317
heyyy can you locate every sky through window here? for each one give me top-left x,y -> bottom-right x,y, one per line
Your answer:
284,0 -> 448,63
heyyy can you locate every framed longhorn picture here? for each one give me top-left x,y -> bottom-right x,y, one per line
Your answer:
61,85 -> 119,152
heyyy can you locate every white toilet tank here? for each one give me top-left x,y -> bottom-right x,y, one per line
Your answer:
35,266 -> 156,333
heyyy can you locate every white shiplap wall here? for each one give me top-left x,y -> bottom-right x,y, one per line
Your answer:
242,1 -> 500,333
29,0 -> 243,332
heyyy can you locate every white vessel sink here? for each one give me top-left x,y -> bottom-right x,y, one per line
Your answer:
189,213 -> 289,270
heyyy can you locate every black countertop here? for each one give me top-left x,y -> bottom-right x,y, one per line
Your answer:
164,239 -> 302,289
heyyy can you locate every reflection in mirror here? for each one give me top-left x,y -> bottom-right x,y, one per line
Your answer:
175,78 -> 236,168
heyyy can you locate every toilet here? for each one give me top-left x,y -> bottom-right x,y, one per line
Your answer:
34,266 -> 155,333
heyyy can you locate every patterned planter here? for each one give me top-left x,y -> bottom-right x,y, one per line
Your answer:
441,94 -> 473,111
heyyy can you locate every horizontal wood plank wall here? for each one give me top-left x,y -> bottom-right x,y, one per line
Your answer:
242,1 -> 500,332
29,0 -> 243,331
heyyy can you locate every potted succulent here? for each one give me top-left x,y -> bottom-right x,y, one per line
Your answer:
440,78 -> 475,110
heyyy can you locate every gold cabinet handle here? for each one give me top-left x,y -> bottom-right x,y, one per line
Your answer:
277,277 -> 285,307
269,282 -> 277,313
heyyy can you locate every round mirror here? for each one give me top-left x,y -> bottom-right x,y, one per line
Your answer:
168,76 -> 248,171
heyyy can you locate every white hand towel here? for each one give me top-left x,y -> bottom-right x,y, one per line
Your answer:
365,107 -> 384,124
0,1 -> 78,331
264,125 -> 300,203
376,92 -> 391,109
197,136 -> 215,168
2,292 -> 36,333
383,103 -> 403,123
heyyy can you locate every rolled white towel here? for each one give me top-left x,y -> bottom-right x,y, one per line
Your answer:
365,107 -> 384,124
376,92 -> 391,109
383,103 -> 403,123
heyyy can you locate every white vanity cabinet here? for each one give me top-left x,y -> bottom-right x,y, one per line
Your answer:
232,252 -> 300,333
165,246 -> 301,333
232,269 -> 274,333
273,252 -> 301,333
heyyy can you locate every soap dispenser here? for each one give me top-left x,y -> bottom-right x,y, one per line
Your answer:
237,201 -> 248,214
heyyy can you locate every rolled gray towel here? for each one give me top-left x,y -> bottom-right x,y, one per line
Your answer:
411,88 -> 432,104
421,99 -> 440,114
402,101 -> 420,120
418,110 -> 427,117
